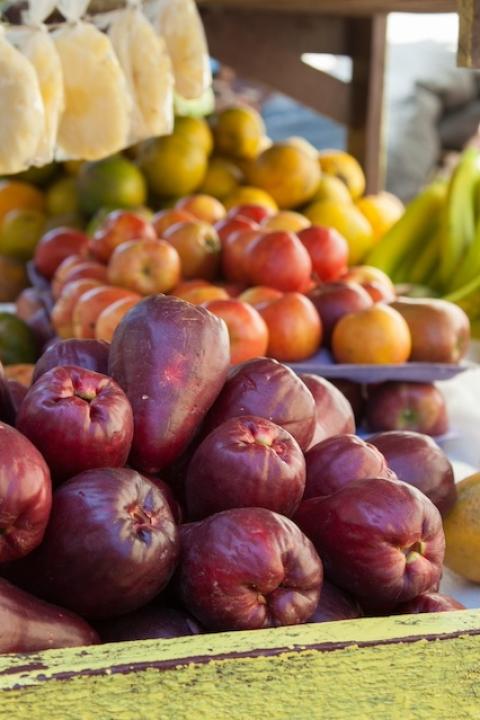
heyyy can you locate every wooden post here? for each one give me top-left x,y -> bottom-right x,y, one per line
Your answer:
458,0 -> 480,67
347,14 -> 387,194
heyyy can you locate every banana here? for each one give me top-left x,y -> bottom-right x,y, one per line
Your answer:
408,227 -> 440,286
445,213 -> 480,292
365,181 -> 447,278
438,147 -> 480,288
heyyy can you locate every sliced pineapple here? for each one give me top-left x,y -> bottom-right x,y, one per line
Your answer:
0,28 -> 44,175
108,6 -> 174,145
147,0 -> 211,100
56,0 -> 90,22
26,0 -> 57,24
15,28 -> 65,167
53,21 -> 131,161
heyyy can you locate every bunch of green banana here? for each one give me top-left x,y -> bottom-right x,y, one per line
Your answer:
365,180 -> 447,286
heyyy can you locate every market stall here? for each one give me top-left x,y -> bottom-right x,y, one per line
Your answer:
1,2 -> 480,718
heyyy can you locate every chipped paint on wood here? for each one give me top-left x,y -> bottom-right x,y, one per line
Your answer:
1,610 -> 480,719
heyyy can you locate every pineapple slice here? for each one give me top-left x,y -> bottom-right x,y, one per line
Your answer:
53,21 -> 131,161
15,28 -> 65,167
0,28 -> 44,174
147,0 -> 211,100
108,6 -> 174,145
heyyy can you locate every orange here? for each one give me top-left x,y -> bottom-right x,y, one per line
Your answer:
356,192 -> 405,241
331,304 -> 412,364
0,312 -> 37,365
318,150 -> 366,200
199,156 -> 244,200
212,105 -> 266,160
444,473 -> 480,582
46,176 -> 80,216
246,142 -> 321,209
174,115 -> 214,156
138,134 -> 207,198
0,180 -> 45,225
223,186 -> 278,211
0,208 -> 46,261
304,199 -> 375,265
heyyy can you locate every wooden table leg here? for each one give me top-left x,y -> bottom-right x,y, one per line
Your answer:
347,14 -> 388,194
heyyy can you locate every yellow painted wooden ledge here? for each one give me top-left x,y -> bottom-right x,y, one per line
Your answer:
1,610 -> 480,720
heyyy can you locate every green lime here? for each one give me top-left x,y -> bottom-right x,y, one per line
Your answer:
0,313 -> 37,365
46,176 -> 80,216
0,208 -> 46,261
77,155 -> 147,216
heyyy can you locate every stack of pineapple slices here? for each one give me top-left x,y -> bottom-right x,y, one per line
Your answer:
0,0 -> 211,173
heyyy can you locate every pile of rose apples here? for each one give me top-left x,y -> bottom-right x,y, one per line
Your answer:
16,198 -> 471,369
0,293 -> 464,655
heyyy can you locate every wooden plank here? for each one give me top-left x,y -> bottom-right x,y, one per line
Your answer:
458,0 -> 480,67
203,10 -> 351,124
1,611 -> 480,719
197,0 -> 457,15
347,14 -> 388,192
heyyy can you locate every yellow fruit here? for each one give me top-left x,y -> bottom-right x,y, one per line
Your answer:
309,175 -> 352,205
283,136 -> 318,160
304,199 -> 375,264
77,155 -> 147,216
262,211 -> 310,232
212,106 -> 266,160
138,134 -> 207,198
46,177 -> 79,216
247,143 -> 321,210
356,192 -> 405,241
199,156 -> 243,200
318,150 -> 366,200
0,208 -> 46,261
444,473 -> 480,582
223,186 -> 278,211
0,181 -> 45,225
174,116 -> 214,156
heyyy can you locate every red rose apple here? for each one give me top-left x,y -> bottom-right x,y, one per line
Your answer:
12,468 -> 179,619
96,605 -> 202,643
204,357 -> 316,450
245,230 -> 312,292
34,227 -> 89,279
298,226 -> 348,282
366,382 -> 449,436
186,415 -> 306,520
0,578 -> 99,653
394,592 -> 465,615
178,507 -> 323,631
201,298 -> 269,365
368,430 -> 456,515
17,366 -> 133,483
33,338 -> 109,383
0,422 -> 52,562
308,580 -> 363,623
89,210 -> 157,263
300,374 -> 355,447
226,204 -> 274,224
294,476 -> 445,611
214,215 -> 258,245
304,434 -> 394,500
